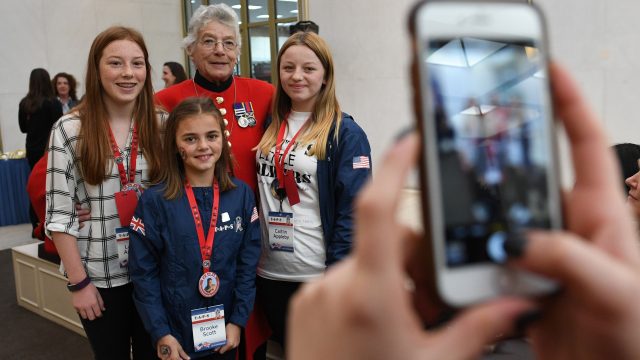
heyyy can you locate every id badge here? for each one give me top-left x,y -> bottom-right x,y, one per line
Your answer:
191,305 -> 226,352
115,227 -> 130,268
267,211 -> 294,252
114,190 -> 139,227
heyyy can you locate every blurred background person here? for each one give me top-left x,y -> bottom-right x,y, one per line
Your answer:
613,143 -> 640,191
19,68 -> 63,234
19,68 -> 62,169
161,61 -> 188,88
52,72 -> 79,114
611,143 -> 640,224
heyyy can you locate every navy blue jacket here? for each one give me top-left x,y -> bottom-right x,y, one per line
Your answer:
318,113 -> 372,265
129,178 -> 261,357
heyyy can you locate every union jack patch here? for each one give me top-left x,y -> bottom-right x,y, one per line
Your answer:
130,216 -> 145,236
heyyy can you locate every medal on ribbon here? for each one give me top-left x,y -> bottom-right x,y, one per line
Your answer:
185,179 -> 221,298
199,271 -> 220,298
234,102 -> 256,128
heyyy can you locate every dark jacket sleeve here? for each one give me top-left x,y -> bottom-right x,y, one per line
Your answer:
229,185 -> 261,327
128,193 -> 171,345
46,99 -> 63,129
327,118 -> 372,265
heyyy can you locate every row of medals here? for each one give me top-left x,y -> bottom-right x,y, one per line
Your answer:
215,96 -> 256,150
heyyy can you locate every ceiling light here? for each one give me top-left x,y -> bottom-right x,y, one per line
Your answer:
290,9 -> 298,14
427,38 -> 506,67
232,5 -> 262,9
257,14 -> 269,19
460,104 -> 496,115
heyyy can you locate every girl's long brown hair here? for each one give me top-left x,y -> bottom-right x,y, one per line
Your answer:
157,97 -> 235,200
77,26 -> 162,185
257,32 -> 341,160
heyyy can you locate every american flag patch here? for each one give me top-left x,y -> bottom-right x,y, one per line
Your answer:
130,216 -> 145,236
352,156 -> 370,169
250,207 -> 259,222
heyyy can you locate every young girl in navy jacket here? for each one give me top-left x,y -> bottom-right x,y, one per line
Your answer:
129,97 -> 261,360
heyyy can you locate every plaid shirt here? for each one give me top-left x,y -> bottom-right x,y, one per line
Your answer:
45,113 -> 158,288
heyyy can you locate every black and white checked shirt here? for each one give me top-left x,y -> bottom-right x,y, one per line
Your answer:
45,113 -> 157,288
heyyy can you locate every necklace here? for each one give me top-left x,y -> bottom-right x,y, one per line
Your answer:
192,77 -> 237,147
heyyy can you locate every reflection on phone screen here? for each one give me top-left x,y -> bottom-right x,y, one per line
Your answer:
426,37 -> 552,267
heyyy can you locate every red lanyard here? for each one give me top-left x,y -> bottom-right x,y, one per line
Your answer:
185,178 -> 220,274
107,123 -> 139,187
274,116 -> 308,206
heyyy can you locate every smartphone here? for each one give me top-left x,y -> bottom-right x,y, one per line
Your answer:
410,0 -> 562,307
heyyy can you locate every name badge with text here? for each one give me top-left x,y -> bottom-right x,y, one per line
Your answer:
115,227 -> 129,268
191,305 -> 226,352
268,211 -> 294,252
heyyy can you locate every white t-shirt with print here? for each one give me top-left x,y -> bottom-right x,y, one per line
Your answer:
256,111 -> 325,282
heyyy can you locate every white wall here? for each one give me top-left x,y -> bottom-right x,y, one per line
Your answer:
0,0 -> 185,152
535,0 -> 640,144
309,0 -> 417,169
310,0 -> 640,181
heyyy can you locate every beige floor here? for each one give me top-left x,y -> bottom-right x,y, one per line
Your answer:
0,223 -> 38,251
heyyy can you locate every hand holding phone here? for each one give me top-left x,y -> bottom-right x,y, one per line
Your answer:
410,0 -> 562,307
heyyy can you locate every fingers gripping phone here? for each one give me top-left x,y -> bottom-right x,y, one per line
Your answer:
410,0 -> 562,307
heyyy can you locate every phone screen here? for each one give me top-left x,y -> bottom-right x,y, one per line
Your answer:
424,36 -> 555,267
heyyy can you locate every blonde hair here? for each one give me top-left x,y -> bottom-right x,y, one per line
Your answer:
258,32 -> 341,160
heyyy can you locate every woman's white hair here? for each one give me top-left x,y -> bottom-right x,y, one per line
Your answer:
183,4 -> 241,55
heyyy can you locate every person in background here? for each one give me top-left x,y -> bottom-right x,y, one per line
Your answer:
162,61 -> 188,88
619,146 -> 640,222
289,20 -> 319,35
255,31 -> 372,353
130,97 -> 261,360
288,63 -> 640,360
52,72 -> 79,114
19,68 -> 62,169
46,26 -> 163,359
19,68 -> 63,234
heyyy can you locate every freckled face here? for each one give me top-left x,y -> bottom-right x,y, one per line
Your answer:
99,39 -> 146,107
